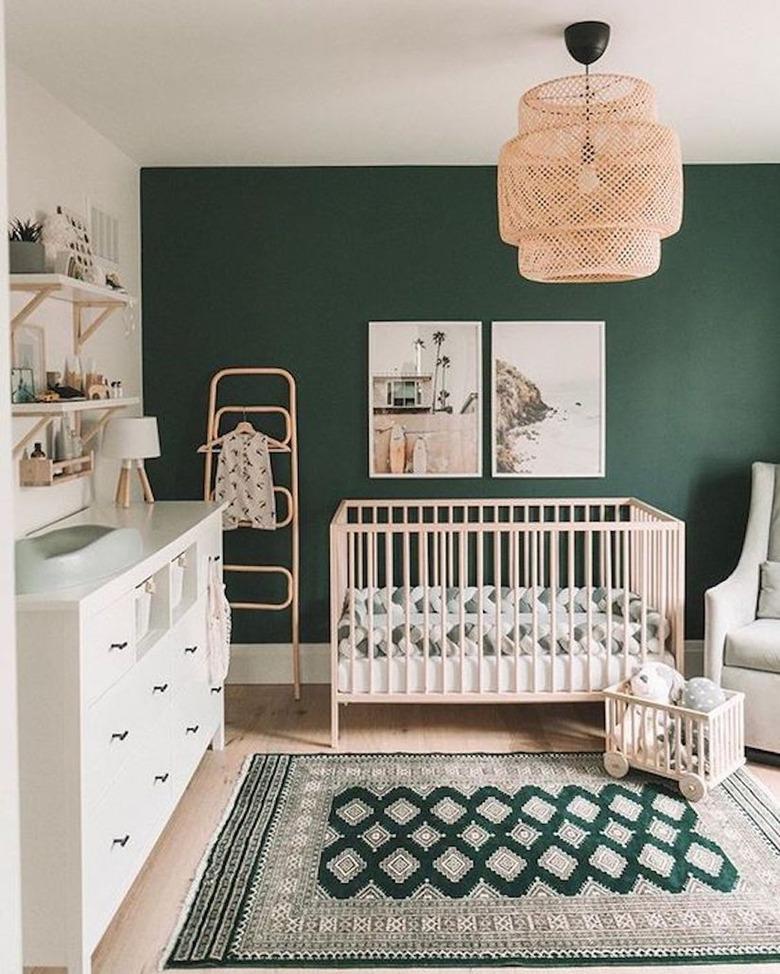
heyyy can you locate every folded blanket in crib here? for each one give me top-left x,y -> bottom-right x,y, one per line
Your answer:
337,585 -> 669,660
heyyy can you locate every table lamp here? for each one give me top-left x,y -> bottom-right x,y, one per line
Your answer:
102,417 -> 161,508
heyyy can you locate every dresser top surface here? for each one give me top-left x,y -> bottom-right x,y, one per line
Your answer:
16,501 -> 223,611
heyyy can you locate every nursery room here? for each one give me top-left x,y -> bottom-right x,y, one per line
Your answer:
2,1 -> 780,972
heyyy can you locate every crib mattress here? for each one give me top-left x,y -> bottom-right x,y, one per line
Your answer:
337,585 -> 669,662
337,649 -> 676,695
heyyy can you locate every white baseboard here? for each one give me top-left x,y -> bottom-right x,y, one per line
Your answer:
227,640 -> 706,685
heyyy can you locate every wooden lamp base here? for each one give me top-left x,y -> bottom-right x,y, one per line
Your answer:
114,459 -> 155,508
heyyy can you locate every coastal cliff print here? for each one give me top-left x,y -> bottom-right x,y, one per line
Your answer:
369,322 -> 482,477
491,321 -> 605,478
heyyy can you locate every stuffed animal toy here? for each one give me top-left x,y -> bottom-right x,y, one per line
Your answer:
683,676 -> 726,713
611,662 -> 685,758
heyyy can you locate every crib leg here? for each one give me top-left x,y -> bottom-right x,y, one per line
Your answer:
331,692 -> 340,749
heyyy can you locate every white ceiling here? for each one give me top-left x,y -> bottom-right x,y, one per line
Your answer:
6,0 -> 780,166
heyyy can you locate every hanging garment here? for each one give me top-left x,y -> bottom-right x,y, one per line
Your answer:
214,428 -> 276,530
206,557 -> 232,684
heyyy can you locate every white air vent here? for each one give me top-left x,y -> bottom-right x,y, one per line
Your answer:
87,199 -> 120,267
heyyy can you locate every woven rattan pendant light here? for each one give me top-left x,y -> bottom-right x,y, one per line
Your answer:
498,21 -> 683,283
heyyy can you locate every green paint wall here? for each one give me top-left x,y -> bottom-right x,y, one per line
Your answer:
141,165 -> 780,644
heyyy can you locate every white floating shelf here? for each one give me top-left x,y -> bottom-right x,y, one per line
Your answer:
12,396 -> 140,418
10,273 -> 131,305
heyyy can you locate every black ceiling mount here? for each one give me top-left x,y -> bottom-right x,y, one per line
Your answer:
564,21 -> 610,66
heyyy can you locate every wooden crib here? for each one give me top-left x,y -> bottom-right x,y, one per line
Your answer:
329,498 -> 685,746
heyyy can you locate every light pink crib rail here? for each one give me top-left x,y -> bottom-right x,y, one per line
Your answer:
329,499 -> 684,746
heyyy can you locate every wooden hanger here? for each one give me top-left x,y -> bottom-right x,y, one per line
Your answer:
197,411 -> 285,453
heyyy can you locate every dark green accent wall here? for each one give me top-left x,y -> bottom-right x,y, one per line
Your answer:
141,165 -> 780,644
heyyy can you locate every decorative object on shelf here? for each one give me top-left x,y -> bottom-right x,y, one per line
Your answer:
30,442 -> 46,459
87,382 -> 110,400
40,210 -> 74,273
55,206 -> 99,283
491,321 -> 605,477
368,321 -> 482,477
19,451 -> 93,487
11,366 -> 35,403
63,355 -> 83,394
12,323 -> 46,395
8,218 -> 45,273
102,416 -> 161,508
498,20 -> 683,283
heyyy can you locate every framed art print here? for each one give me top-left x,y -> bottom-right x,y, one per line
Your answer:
491,320 -> 605,477
369,321 -> 482,477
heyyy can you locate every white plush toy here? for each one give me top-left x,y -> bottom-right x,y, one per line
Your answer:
612,662 -> 685,758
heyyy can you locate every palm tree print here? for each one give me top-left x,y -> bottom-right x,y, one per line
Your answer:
431,330 -> 446,413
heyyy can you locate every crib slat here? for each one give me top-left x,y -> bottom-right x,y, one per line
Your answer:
640,529 -> 648,663
568,528 -> 575,693
477,528 -> 484,694
349,530 -> 356,694
494,529 -> 501,692
531,530 -> 539,693
403,526 -> 411,695
459,529 -> 467,695
440,530 -> 447,694
605,529 -> 613,681
622,530 -> 630,678
586,529 -> 594,693
550,530 -> 558,695
367,526 -> 375,696
386,530 -> 393,695
512,529 -> 520,694
421,531 -> 431,693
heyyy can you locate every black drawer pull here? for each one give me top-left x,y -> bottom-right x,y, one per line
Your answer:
112,834 -> 130,848
185,724 -> 200,734
154,772 -> 170,784
210,686 -> 223,694
184,645 -> 198,654
111,730 -> 129,742
109,641 -> 128,651
152,683 -> 169,694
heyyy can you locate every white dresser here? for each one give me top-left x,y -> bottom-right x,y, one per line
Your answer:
16,502 -> 225,974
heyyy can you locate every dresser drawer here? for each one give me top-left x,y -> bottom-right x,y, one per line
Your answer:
172,683 -> 217,794
84,745 -> 174,944
85,636 -> 174,804
82,596 -> 135,703
174,601 -> 208,685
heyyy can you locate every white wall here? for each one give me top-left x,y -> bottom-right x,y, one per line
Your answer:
7,64 -> 141,536
0,6 -> 24,969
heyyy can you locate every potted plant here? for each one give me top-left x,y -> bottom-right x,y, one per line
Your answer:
8,218 -> 45,273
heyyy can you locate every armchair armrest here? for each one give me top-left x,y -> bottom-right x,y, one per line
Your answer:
704,567 -> 759,684
704,461 -> 776,684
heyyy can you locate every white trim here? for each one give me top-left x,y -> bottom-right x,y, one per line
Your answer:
367,321 -> 483,478
490,320 -> 606,478
227,640 -> 705,685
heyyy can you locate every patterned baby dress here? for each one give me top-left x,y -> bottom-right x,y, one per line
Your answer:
214,428 -> 276,530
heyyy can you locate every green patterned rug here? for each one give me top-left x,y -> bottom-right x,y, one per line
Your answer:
165,752 -> 780,968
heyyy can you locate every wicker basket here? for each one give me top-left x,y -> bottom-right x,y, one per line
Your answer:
602,682 -> 744,801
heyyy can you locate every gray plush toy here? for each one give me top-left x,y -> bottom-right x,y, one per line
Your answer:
683,676 -> 726,713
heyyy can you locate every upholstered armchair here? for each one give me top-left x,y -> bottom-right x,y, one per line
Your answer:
704,462 -> 780,754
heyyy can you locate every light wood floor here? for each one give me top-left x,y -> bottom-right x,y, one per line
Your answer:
29,684 -> 780,974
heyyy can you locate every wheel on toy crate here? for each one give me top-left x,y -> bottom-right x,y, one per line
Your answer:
679,773 -> 707,802
603,752 -> 629,779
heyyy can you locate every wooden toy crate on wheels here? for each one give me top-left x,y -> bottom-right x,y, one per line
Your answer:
603,683 -> 745,801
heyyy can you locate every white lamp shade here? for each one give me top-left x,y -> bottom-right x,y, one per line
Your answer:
102,417 -> 161,460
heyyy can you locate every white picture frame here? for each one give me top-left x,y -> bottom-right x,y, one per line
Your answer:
491,320 -> 605,478
368,321 -> 483,478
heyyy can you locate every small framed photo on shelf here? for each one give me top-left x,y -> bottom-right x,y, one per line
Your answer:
11,367 -> 35,404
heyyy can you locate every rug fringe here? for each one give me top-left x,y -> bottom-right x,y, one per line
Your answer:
158,753 -> 256,972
